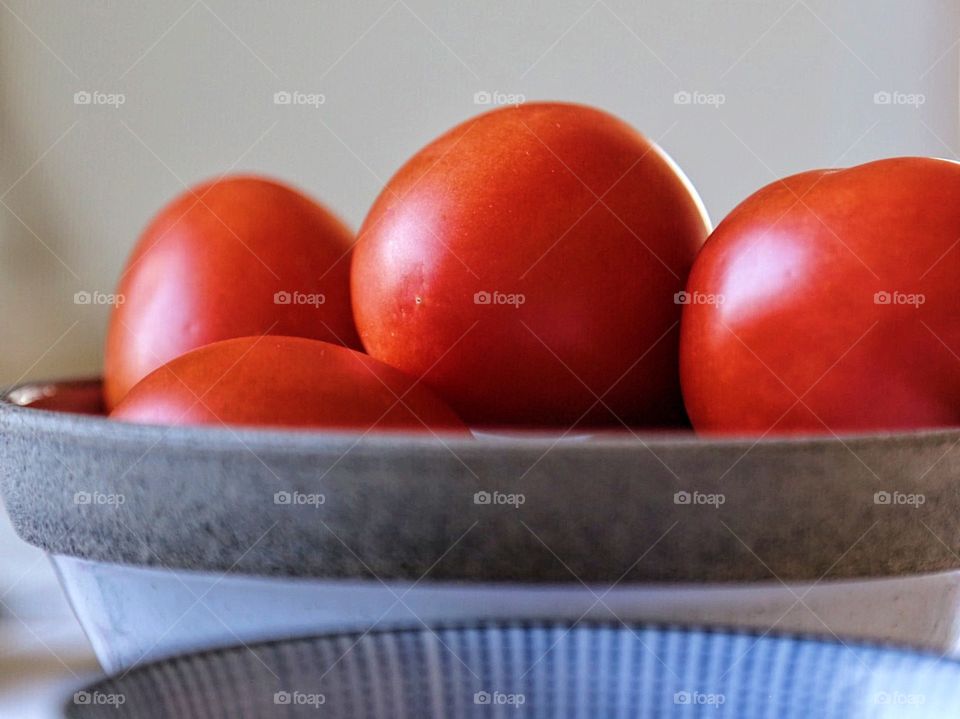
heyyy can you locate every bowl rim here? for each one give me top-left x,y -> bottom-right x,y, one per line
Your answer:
6,376 -> 960,585
4,376 -> 959,452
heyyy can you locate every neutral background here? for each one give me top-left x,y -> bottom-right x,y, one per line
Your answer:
0,0 -> 957,386
0,2 -> 957,715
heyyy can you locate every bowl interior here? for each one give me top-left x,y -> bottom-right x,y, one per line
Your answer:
4,378 -> 104,415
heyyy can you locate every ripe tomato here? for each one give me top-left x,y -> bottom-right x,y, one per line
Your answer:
103,175 -> 361,410
680,157 -> 960,435
351,102 -> 710,427
110,336 -> 467,432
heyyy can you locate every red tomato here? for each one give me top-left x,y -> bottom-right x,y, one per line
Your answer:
110,336 -> 467,432
681,157 -> 960,435
104,175 -> 361,410
351,102 -> 710,428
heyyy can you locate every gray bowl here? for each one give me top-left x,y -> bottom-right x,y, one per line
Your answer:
2,378 -> 959,583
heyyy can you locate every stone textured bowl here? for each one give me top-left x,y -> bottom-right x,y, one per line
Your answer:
64,623 -> 960,718
2,378 -> 960,584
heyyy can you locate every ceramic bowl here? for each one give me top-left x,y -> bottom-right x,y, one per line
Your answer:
63,623 -> 960,717
3,379 -> 960,672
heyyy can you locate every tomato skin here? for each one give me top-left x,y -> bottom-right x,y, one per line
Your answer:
104,176 -> 361,410
351,102 -> 709,428
109,336 -> 467,432
680,157 -> 960,435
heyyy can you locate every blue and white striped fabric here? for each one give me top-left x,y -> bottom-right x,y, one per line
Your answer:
68,623 -> 960,717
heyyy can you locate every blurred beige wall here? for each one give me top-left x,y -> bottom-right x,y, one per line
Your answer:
0,0 -> 957,385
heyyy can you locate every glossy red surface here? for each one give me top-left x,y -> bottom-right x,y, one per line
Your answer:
104,176 -> 361,410
681,157 -> 960,434
110,336 -> 467,432
352,102 -> 710,428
